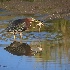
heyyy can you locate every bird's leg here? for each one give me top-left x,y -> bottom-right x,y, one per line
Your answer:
14,34 -> 16,40
39,26 -> 41,32
39,27 -> 40,32
20,32 -> 23,39
13,32 -> 16,41
20,32 -> 23,43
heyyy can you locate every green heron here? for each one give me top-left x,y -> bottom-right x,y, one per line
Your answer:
6,17 -> 44,40
6,17 -> 35,40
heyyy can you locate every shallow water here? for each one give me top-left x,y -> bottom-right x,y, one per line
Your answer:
0,9 -> 70,70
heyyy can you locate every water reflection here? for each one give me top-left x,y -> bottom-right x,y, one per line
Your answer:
4,41 -> 43,56
4,41 -> 31,56
0,10 -> 70,70
29,39 -> 70,70
0,31 -> 70,70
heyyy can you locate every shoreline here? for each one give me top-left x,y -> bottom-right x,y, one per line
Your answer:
0,0 -> 70,20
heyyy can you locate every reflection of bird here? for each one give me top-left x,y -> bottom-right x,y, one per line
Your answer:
6,17 -> 35,40
31,46 -> 43,56
37,47 -> 43,51
4,41 -> 31,56
31,45 -> 43,54
4,41 -> 42,56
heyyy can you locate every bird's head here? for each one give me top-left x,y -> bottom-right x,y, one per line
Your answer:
25,17 -> 35,23
29,17 -> 35,21
24,17 -> 35,28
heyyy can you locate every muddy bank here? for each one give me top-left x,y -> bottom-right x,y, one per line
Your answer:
0,0 -> 70,20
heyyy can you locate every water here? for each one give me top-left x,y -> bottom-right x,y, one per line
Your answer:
0,9 -> 70,70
